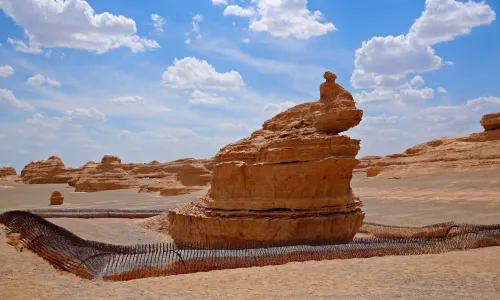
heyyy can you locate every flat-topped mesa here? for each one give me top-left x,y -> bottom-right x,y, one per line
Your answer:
167,71 -> 365,247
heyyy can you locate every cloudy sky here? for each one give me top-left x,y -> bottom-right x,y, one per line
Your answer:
0,0 -> 499,171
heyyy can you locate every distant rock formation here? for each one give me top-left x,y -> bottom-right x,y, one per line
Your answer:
167,71 -> 365,247
20,156 -> 81,184
0,165 -> 16,178
73,155 -> 140,192
354,156 -> 381,172
366,112 -> 500,178
19,154 -> 213,194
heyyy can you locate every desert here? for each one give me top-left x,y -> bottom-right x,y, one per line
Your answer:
1,0 -> 500,299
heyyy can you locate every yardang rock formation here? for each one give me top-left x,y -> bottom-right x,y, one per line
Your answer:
167,71 -> 365,247
366,112 -> 500,178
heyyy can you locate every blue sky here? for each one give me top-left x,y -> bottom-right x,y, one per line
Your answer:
0,0 -> 498,171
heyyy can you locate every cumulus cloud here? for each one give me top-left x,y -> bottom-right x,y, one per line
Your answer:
0,65 -> 15,77
410,75 -> 425,88
162,57 -> 245,91
408,0 -> 496,46
0,0 -> 159,54
0,88 -> 35,110
189,90 -> 229,105
351,0 -> 495,89
151,14 -> 166,33
263,101 -> 296,113
26,74 -> 61,87
109,96 -> 145,105
220,0 -> 336,39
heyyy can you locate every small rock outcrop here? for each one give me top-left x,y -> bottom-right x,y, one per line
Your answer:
366,112 -> 500,178
73,155 -> 140,192
167,71 -> 365,247
354,156 -> 381,172
481,112 -> 500,131
0,165 -> 16,178
50,191 -> 64,205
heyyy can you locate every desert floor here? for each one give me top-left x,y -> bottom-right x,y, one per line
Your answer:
1,169 -> 500,299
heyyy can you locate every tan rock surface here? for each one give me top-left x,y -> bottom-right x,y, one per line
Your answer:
74,155 -> 140,192
354,156 -> 381,172
481,112 -> 500,131
168,71 -> 365,247
367,113 -> 500,178
20,156 -> 81,184
0,165 -> 16,177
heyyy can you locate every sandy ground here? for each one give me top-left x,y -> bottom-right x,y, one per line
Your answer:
1,170 -> 500,299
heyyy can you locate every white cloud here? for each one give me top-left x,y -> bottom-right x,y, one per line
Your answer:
0,65 -> 15,77
263,101 -> 296,113
410,75 -> 425,88
192,14 -> 204,39
189,90 -> 229,105
151,14 -> 166,33
224,5 -> 256,17
351,0 -> 495,89
26,74 -> 61,87
362,115 -> 401,126
355,87 -> 434,104
109,96 -> 145,105
66,108 -> 106,122
218,122 -> 257,131
221,0 -> 336,39
0,88 -> 35,110
162,57 -> 245,91
437,87 -> 448,93
408,0 -> 496,46
0,0 -> 159,54
242,38 -> 251,43
211,0 -> 228,5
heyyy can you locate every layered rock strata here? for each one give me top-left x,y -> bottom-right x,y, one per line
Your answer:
74,155 -> 140,192
366,112 -> 500,178
20,156 -> 81,184
167,71 -> 365,247
0,165 -> 16,178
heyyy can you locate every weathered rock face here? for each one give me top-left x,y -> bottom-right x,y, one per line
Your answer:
481,112 -> 500,131
168,71 -> 365,247
74,155 -> 140,192
0,166 -> 16,178
20,156 -> 78,184
366,113 -> 500,178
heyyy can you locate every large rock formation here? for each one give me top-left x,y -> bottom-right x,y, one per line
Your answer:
0,165 -> 16,178
20,156 -> 81,184
167,71 -> 365,247
366,112 -> 500,178
74,155 -> 140,192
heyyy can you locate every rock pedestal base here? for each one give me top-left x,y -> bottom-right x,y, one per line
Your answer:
167,201 -> 364,248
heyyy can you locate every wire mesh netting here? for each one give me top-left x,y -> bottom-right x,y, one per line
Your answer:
1,210 -> 499,282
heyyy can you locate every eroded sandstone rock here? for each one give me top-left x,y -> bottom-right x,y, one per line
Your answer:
20,156 -> 75,184
481,112 -> 500,131
167,71 -> 365,247
0,165 -> 16,178
50,191 -> 64,205
366,112 -> 500,178
74,155 -> 139,192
